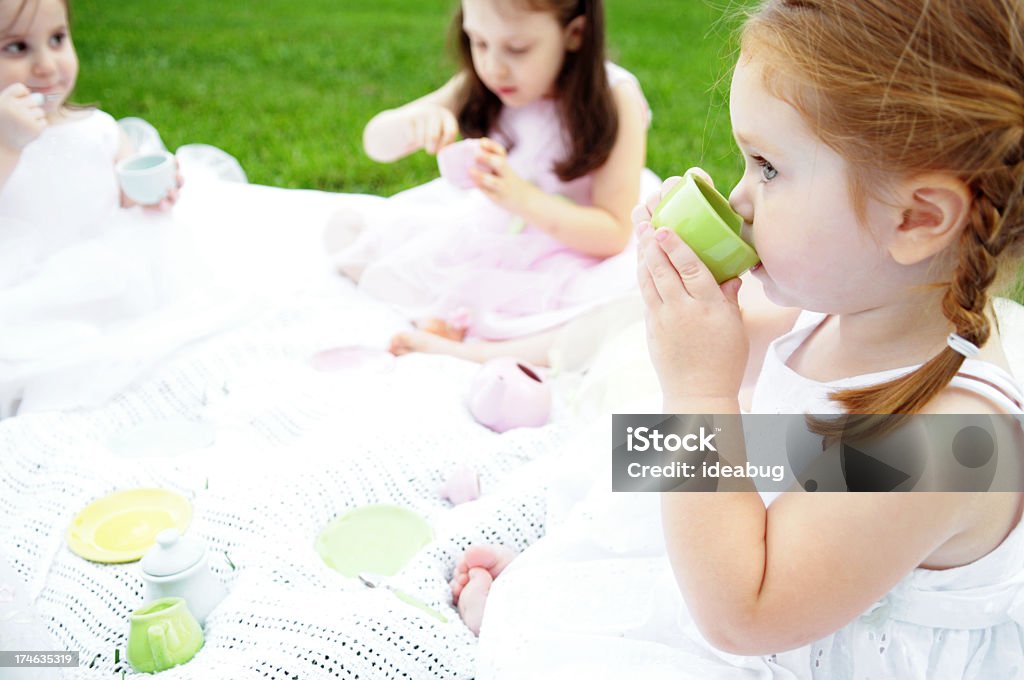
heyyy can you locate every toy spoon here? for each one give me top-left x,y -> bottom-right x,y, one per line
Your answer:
358,572 -> 449,623
28,92 -> 62,106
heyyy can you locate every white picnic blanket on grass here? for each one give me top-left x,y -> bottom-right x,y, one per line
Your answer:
0,180 -> 584,679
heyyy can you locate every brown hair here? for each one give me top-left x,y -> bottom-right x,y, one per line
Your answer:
4,0 -> 31,30
4,0 -> 70,31
450,0 -> 617,181
742,0 -> 1024,419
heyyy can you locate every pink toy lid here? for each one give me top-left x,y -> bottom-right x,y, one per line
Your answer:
439,465 -> 481,505
140,528 -> 204,577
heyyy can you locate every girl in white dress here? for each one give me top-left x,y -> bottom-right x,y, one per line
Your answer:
453,1 -> 1024,676
0,0 -> 192,417
0,0 -> 381,418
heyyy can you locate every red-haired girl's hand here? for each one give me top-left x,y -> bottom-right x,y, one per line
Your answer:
633,172 -> 748,409
0,83 -> 47,152
469,137 -> 536,212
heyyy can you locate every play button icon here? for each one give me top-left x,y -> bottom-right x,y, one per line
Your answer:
785,415 -> 928,492
841,442 -> 913,491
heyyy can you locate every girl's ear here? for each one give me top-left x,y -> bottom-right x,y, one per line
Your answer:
887,173 -> 972,266
564,15 -> 586,52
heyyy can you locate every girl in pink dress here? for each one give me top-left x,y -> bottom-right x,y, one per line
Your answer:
336,0 -> 651,364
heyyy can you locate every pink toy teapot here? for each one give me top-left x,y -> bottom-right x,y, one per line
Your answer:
467,358 -> 552,433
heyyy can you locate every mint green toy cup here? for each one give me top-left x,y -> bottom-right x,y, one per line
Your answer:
650,171 -> 759,283
127,597 -> 204,673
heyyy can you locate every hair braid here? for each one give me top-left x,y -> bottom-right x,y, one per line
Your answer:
744,0 -> 1024,425
822,170 -> 1023,430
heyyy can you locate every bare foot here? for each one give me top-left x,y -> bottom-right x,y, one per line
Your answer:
450,544 -> 517,635
417,317 -> 468,342
389,330 -> 485,360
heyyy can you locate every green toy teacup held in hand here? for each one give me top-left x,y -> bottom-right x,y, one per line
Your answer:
651,171 -> 760,283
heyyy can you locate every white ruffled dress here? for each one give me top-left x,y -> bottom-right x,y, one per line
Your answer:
0,110 -> 370,417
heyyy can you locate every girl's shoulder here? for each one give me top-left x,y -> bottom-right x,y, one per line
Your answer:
604,62 -> 641,89
926,298 -> 1024,416
925,363 -> 1023,415
604,62 -> 651,129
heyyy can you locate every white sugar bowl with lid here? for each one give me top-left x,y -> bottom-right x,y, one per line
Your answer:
140,528 -> 227,626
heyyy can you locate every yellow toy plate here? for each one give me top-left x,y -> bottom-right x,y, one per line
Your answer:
66,488 -> 192,563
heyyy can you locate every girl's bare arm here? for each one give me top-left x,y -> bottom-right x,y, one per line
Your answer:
363,73 -> 465,162
514,79 -> 648,258
661,389 -> 1018,655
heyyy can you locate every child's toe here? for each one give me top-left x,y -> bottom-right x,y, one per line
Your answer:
457,567 -> 495,635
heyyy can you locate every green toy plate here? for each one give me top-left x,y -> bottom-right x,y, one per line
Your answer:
316,504 -> 433,578
67,488 -> 192,563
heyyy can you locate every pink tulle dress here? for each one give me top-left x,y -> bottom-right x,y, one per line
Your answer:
342,63 -> 652,340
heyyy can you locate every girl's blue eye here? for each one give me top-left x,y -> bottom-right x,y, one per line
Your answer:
50,32 -> 67,46
2,41 -> 26,55
753,155 -> 777,182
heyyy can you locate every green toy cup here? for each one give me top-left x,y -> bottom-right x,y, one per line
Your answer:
650,171 -> 759,283
127,597 -> 204,673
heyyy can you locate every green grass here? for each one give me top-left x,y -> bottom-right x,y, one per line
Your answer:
72,0 -> 1023,303
71,0 -> 752,195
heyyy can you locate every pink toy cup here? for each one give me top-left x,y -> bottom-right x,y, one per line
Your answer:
467,358 -> 552,433
437,139 -> 483,190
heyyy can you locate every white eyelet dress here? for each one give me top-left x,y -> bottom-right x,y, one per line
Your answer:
476,310 -> 1024,679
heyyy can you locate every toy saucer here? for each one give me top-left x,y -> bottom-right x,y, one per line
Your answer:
309,346 -> 396,374
108,419 -> 216,457
67,488 -> 192,563
315,504 -> 432,578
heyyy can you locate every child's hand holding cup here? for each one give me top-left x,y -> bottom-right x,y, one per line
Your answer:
649,170 -> 759,283
0,84 -> 47,151
116,150 -> 181,209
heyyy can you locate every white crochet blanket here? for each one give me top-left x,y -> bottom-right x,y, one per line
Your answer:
0,182 -> 580,679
